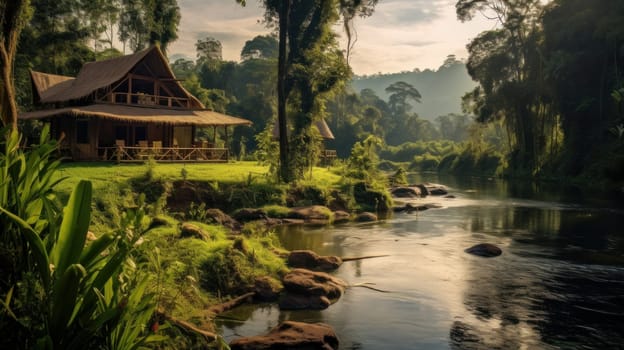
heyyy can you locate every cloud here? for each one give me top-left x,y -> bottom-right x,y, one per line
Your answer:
168,0 -> 268,62
167,0 -> 492,74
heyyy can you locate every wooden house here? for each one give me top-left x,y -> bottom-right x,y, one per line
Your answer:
19,46 -> 252,162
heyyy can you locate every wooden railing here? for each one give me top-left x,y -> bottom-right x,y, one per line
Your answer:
108,92 -> 191,108
319,149 -> 337,165
98,145 -> 229,162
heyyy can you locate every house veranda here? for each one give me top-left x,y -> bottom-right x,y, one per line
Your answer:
19,46 -> 252,162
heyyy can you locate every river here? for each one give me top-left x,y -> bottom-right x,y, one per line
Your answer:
216,174 -> 624,349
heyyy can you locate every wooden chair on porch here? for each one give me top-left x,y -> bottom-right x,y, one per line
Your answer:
170,138 -> 182,160
152,141 -> 163,159
136,140 -> 149,160
115,139 -> 131,161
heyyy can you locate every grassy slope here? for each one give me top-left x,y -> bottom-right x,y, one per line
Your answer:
53,160 -> 343,345
54,161 -> 342,196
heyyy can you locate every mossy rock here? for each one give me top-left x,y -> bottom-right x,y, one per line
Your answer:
287,205 -> 333,221
353,182 -> 392,213
180,223 -> 209,240
254,276 -> 283,302
149,216 -> 171,230
333,210 -> 351,224
232,208 -> 268,222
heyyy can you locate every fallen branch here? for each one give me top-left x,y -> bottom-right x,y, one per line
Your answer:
155,292 -> 256,341
155,310 -> 218,341
207,292 -> 256,315
341,254 -> 390,262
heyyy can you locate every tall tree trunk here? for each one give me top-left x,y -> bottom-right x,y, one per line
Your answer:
277,0 -> 292,182
0,0 -> 31,130
0,48 -> 17,128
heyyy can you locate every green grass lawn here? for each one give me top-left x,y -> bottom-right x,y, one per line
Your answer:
54,161 -> 343,195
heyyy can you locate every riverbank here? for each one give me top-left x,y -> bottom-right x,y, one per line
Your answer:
50,161 -> 392,348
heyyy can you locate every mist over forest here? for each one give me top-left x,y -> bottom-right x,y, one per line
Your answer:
351,57 -> 477,121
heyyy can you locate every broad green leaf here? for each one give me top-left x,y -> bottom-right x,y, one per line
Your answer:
80,233 -> 115,268
50,180 -> 92,276
50,264 -> 86,339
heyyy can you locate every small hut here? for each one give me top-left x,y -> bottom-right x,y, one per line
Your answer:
19,46 -> 251,162
271,119 -> 337,164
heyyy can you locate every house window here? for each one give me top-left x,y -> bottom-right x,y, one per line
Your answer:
76,119 -> 89,144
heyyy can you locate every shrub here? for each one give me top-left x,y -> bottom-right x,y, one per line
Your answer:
351,181 -> 392,213
389,167 -> 408,186
262,205 -> 292,218
412,153 -> 440,171
0,128 -> 163,349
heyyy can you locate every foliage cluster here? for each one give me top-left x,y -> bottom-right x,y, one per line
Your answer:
456,0 -> 624,186
379,137 -> 505,176
0,129 -> 163,349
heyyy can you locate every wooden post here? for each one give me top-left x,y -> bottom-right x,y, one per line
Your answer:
94,119 -> 101,160
224,126 -> 229,161
127,75 -> 132,104
212,126 -> 217,145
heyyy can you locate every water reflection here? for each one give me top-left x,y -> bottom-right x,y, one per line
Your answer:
218,175 -> 624,349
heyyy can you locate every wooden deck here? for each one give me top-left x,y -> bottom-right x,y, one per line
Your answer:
99,145 -> 229,163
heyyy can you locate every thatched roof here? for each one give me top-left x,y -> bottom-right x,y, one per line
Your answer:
19,104 -> 252,127
30,46 -> 203,108
30,71 -> 75,103
272,119 -> 335,140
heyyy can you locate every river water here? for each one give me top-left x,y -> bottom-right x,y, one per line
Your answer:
216,174 -> 624,349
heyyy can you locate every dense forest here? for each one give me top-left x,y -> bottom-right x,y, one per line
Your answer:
1,1 -> 624,349
6,0 -> 624,185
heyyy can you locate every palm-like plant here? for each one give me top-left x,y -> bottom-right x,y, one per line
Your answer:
0,128 -> 165,349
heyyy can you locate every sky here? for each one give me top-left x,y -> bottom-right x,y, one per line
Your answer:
167,0 -> 494,75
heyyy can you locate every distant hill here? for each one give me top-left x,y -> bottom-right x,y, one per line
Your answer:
350,62 -> 477,121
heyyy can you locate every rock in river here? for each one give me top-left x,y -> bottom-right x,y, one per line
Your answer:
288,250 -> 343,271
253,276 -> 283,302
391,186 -> 422,198
355,211 -> 378,222
229,321 -> 339,350
465,243 -> 502,257
279,268 -> 347,310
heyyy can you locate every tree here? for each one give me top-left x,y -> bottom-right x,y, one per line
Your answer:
541,0 -> 624,175
385,81 -> 421,116
436,113 -> 473,142
170,57 -> 195,79
148,0 -> 180,54
240,34 -> 278,60
196,36 -> 223,62
0,0 -> 32,128
82,0 -> 120,55
118,0 -> 148,53
244,0 -> 379,182
457,0 -> 549,174
118,0 -> 180,54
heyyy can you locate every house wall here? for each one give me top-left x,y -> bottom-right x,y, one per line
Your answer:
147,124 -> 166,145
